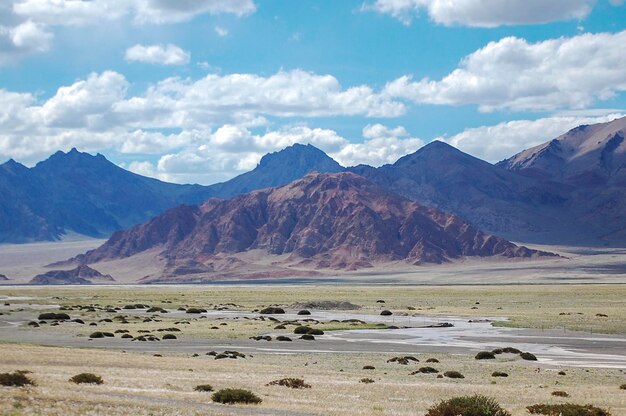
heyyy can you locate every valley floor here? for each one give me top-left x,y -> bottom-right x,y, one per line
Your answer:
0,285 -> 625,415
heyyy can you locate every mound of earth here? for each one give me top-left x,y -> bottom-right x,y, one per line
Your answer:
30,265 -> 114,285
289,301 -> 361,310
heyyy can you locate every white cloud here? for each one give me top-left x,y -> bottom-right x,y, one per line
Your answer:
214,26 -> 228,37
331,124 -> 424,167
0,19 -> 52,64
441,113 -> 626,163
384,30 -> 626,112
364,0 -> 594,27
125,44 -> 190,66
12,0 -> 255,26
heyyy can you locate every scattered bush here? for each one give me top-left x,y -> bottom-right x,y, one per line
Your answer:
491,371 -> 508,377
552,391 -> 570,397
147,306 -> 167,313
492,348 -> 504,355
426,395 -> 511,416
0,371 -> 35,387
186,308 -> 207,314
388,356 -> 419,365
363,365 -> 375,370
502,347 -> 522,354
520,352 -> 538,361
121,334 -> 133,339
89,331 -> 114,338
297,310 -> 311,315
426,358 -> 440,363
360,378 -> 375,383
38,312 -> 70,320
300,334 -> 315,340
194,384 -> 213,392
69,373 -> 103,385
558,371 -> 567,376
211,388 -> 262,405
307,328 -> 324,336
526,403 -> 610,416
274,324 -> 286,329
475,351 -> 496,360
444,370 -> 465,379
380,310 -> 392,316
162,334 -> 177,340
276,336 -> 292,342
267,378 -> 311,389
620,383 -> 626,390
294,326 -> 311,334
411,366 -> 439,374
259,307 -> 285,314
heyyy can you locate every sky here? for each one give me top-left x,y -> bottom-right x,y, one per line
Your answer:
0,0 -> 625,185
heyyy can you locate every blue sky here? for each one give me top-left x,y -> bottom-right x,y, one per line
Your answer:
1,0 -> 625,184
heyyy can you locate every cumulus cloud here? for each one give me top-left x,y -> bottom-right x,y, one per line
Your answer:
330,124 -> 424,167
12,0 -> 255,26
125,44 -> 190,66
0,19 -> 52,64
364,0 -> 594,27
384,30 -> 626,112
440,113 -> 626,163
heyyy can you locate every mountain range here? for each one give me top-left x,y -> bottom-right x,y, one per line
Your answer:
2,116 -> 626,248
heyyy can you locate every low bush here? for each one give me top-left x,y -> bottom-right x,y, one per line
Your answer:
526,403 -> 610,416
520,352 -> 538,361
267,378 -> 311,389
186,308 -> 207,314
426,395 -> 511,416
38,312 -> 70,320
297,310 -> 311,315
426,358 -> 440,363
294,326 -> 311,334
363,365 -> 375,370
491,371 -> 508,377
300,334 -> 315,340
620,383 -> 626,390
211,388 -> 262,404
552,391 -> 570,397
194,384 -> 213,392
162,334 -> 177,340
276,335 -> 292,341
0,371 -> 35,387
360,378 -> 375,383
121,334 -> 133,339
380,310 -> 392,316
259,307 -> 285,314
411,366 -> 438,374
475,351 -> 496,360
69,373 -> 103,384
274,324 -> 286,329
307,328 -> 324,336
502,347 -> 522,354
443,370 -> 465,379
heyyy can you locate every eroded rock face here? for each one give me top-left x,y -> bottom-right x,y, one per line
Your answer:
75,172 -> 553,273
30,265 -> 114,285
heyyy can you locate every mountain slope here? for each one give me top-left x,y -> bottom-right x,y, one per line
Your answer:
209,143 -> 344,198
348,141 -> 571,243
75,172 -> 552,282
498,115 -> 626,243
0,149 -> 215,243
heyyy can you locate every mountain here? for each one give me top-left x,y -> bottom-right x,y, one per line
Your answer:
0,148 -> 215,243
348,141 -> 571,243
209,143 -> 344,198
73,172 -> 552,282
30,265 -> 113,285
498,116 -> 626,242
0,144 -> 345,243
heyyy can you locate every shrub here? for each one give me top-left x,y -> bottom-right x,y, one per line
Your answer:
0,371 -> 35,387
162,334 -> 177,340
274,324 -> 286,329
211,388 -> 262,404
552,391 -> 570,397
276,335 -> 292,341
413,366 -> 438,374
194,384 -> 213,392
475,351 -> 496,360
363,365 -> 375,370
360,378 -> 375,383
520,352 -> 538,361
294,326 -> 311,334
492,348 -> 504,355
186,308 -> 207,314
380,310 -> 392,316
444,371 -> 465,379
259,307 -> 285,314
297,310 -> 311,315
307,328 -> 324,336
121,334 -> 133,339
38,312 -> 70,320
426,358 -> 440,363
89,331 -> 105,338
559,371 -> 567,376
491,371 -> 508,377
526,403 -> 610,416
502,347 -> 522,354
300,334 -> 315,340
426,395 -> 511,416
620,383 -> 626,390
267,378 -> 311,389
69,373 -> 103,384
